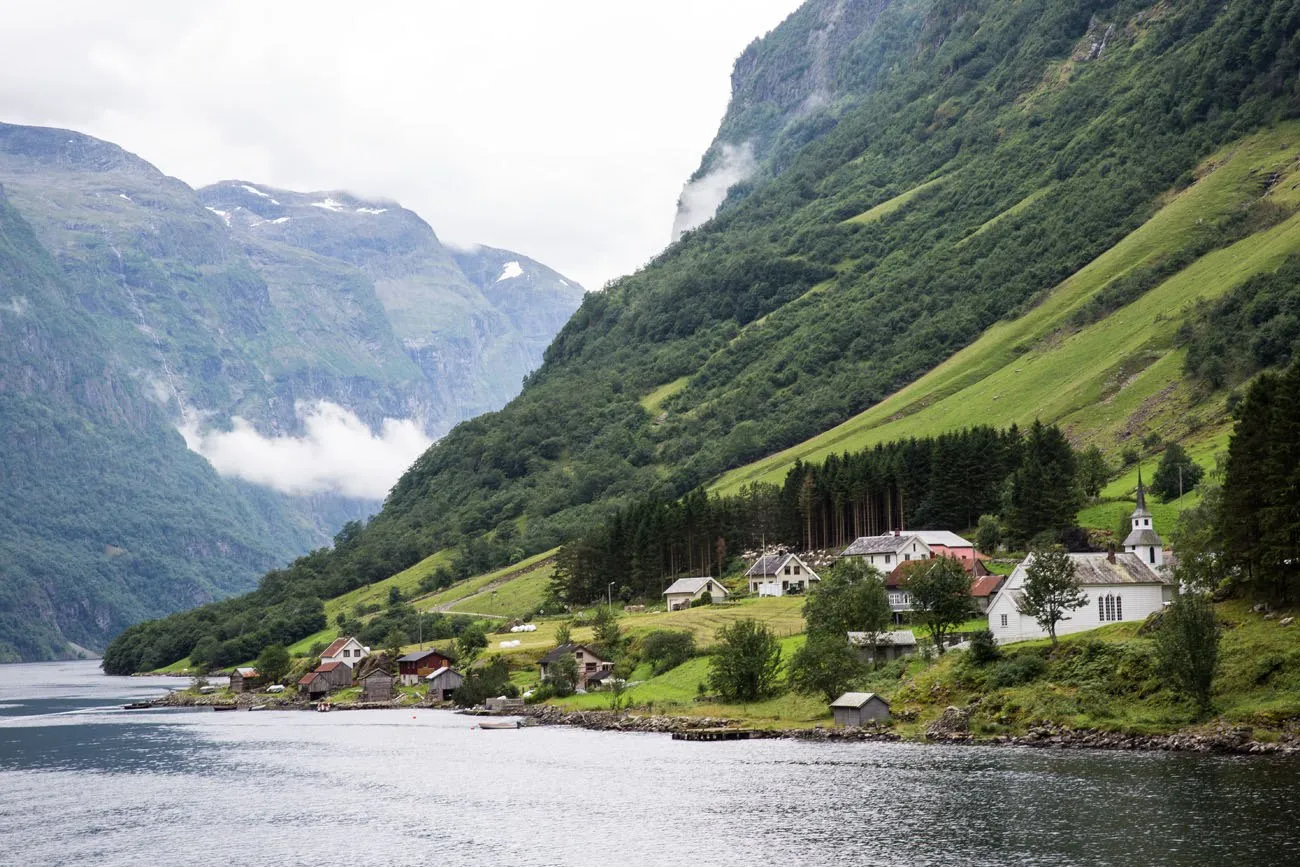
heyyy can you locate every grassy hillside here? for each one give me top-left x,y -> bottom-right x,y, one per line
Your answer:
109,0 -> 1300,672
714,124 -> 1300,493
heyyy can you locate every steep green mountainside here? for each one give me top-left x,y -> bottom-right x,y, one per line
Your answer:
109,0 -> 1300,670
0,124 -> 583,661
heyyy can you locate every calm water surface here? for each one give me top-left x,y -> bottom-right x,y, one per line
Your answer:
1,660 -> 1297,866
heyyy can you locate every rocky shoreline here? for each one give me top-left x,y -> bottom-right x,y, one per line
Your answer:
521,705 -> 1300,755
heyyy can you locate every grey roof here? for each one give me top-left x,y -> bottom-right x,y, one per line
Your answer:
396,649 -> 447,664
830,691 -> 890,709
540,643 -> 607,665
847,630 -> 917,647
1038,552 -> 1170,586
746,554 -> 787,577
1123,527 -> 1163,547
425,666 -> 462,684
910,530 -> 974,548
663,576 -> 726,596
745,554 -> 820,581
842,535 -> 924,556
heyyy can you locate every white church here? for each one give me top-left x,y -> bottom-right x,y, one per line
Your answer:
987,474 -> 1175,643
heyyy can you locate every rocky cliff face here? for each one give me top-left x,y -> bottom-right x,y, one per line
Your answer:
0,122 -> 584,660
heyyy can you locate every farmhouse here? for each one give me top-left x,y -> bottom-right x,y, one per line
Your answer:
320,636 -> 370,668
663,576 -> 729,611
911,530 -> 985,564
841,532 -> 932,571
396,649 -> 454,686
745,553 -> 820,596
847,629 -> 918,663
539,643 -> 613,689
228,667 -> 261,693
829,692 -> 891,726
988,548 -> 1174,643
425,666 -> 464,702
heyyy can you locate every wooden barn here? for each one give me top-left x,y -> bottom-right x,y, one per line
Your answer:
229,667 -> 262,693
298,671 -> 331,700
425,667 -> 463,702
361,669 -> 395,702
830,692 -> 891,726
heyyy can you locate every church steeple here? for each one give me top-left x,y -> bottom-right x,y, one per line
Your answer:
1124,465 -> 1162,567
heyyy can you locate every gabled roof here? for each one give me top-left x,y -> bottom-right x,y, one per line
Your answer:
830,691 -> 890,709
1070,552 -> 1170,585
396,649 -> 449,664
745,553 -> 821,581
298,671 -> 318,685
842,534 -> 928,556
970,575 -> 1004,598
315,661 -> 347,673
540,643 -> 607,665
663,576 -> 727,596
362,668 -> 394,681
425,666 -> 460,682
746,554 -> 787,577
320,637 -> 358,658
847,630 -> 917,647
234,667 -> 259,678
911,530 -> 974,548
1123,528 -> 1163,547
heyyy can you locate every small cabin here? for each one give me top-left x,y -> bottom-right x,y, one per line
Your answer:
425,667 -> 464,702
539,644 -> 613,689
662,577 -> 729,611
298,671 -> 331,700
229,667 -> 262,693
360,669 -> 395,702
830,692 -> 891,727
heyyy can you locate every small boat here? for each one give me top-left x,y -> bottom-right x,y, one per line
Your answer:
212,705 -> 238,712
122,702 -> 153,710
316,701 -> 332,713
477,720 -> 520,730
249,704 -> 268,712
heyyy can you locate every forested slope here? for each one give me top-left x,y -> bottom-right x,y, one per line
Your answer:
108,0 -> 1300,671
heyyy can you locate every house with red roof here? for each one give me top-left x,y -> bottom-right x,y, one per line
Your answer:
320,636 -> 370,668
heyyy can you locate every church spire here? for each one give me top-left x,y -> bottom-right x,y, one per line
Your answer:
1132,465 -> 1151,518
1124,463 -> 1161,566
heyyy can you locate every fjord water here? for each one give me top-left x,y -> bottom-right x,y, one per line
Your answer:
1,662 -> 1298,867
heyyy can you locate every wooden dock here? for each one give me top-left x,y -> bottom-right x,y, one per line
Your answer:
672,728 -> 758,742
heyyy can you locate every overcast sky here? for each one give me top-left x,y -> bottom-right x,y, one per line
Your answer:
0,1 -> 803,290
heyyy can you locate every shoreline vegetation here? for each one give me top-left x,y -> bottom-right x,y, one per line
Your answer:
149,596 -> 1300,758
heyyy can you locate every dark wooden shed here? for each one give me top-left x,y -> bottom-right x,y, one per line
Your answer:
830,692 -> 891,726
361,670 -> 395,702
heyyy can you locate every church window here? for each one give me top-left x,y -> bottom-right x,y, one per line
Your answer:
1000,614 -> 1008,628
1098,597 -> 1105,620
1115,596 -> 1123,619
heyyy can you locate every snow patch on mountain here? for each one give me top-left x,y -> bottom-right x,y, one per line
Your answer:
496,261 -> 524,282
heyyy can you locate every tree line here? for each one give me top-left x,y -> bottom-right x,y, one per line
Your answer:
551,422 -> 1083,606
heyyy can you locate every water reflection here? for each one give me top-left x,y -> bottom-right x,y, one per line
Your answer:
0,661 -> 1296,867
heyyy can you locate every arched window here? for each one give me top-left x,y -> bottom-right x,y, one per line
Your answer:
1098,596 -> 1105,620
1115,595 -> 1123,620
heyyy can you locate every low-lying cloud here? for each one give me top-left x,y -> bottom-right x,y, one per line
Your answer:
180,400 -> 433,500
670,142 -> 757,242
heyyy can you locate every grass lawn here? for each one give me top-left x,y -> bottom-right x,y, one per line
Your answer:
412,549 -> 558,613
448,565 -> 554,618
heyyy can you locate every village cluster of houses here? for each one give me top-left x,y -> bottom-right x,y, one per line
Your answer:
228,637 -> 467,704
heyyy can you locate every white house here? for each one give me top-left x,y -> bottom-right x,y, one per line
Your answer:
987,548 -> 1175,643
840,533 -> 932,571
663,577 -> 729,611
320,636 -> 370,668
745,553 -> 821,596
1123,472 -> 1164,568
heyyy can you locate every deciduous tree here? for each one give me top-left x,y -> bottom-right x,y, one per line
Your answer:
1153,593 -> 1220,716
906,557 -> 973,655
1019,549 -> 1087,645
708,619 -> 783,702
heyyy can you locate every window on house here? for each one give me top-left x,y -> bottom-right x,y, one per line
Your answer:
586,663 -> 596,672
1098,597 -> 1105,620
1115,596 -> 1123,619
905,554 -> 911,561
1000,614 -> 1008,628
794,566 -> 801,575
885,555 -> 891,564
1149,547 -> 1156,564
784,566 -> 791,575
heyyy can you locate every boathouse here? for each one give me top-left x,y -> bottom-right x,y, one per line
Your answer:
830,692 -> 891,726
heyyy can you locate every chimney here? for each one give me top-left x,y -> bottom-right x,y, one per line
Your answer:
1107,543 -> 1116,564
894,528 -> 901,537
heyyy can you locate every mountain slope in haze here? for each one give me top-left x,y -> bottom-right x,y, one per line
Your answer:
108,0 -> 1300,671
0,123 -> 583,661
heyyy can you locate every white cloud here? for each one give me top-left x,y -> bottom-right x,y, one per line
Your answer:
670,142 -> 758,242
0,1 -> 803,290
180,400 -> 433,499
